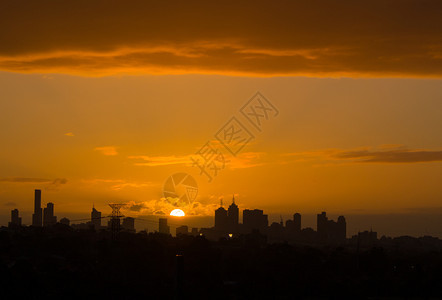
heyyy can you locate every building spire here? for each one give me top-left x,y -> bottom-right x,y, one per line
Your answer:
232,194 -> 235,204
220,198 -> 223,207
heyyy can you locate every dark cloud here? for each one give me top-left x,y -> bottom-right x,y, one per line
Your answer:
127,204 -> 146,212
1,0 -> 442,77
0,177 -> 68,190
334,149 -> 442,163
0,177 -> 51,183
45,178 -> 68,191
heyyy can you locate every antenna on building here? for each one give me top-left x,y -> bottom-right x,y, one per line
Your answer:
232,194 -> 235,204
108,203 -> 125,241
220,198 -> 223,207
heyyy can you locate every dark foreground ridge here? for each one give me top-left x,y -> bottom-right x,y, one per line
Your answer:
0,226 -> 441,299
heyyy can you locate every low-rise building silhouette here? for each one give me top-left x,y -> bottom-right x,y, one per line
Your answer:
122,217 -> 135,232
176,225 -> 189,236
59,217 -> 70,226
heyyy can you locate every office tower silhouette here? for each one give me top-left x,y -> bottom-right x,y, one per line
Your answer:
91,206 -> 102,229
8,209 -> 22,228
215,204 -> 228,230
317,211 -> 328,240
294,213 -> 301,232
59,217 -> 70,226
176,225 -> 189,236
43,202 -> 57,227
122,217 -> 135,232
214,196 -> 240,235
317,212 -> 346,243
32,189 -> 43,227
227,195 -> 239,233
337,216 -> 346,240
159,218 -> 170,234
243,209 -> 268,233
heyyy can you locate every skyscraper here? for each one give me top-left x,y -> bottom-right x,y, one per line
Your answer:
215,206 -> 228,230
317,211 -> 328,240
227,195 -> 239,233
32,189 -> 42,227
293,213 -> 301,232
243,209 -> 268,233
91,206 -> 102,229
43,202 -> 57,227
317,212 -> 346,243
9,209 -> 22,228
159,218 -> 170,234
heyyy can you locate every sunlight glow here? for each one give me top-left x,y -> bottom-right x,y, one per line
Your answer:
170,209 -> 185,217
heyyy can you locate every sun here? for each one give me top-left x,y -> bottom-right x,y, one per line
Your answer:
170,209 -> 185,217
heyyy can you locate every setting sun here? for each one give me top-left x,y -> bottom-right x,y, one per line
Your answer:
170,209 -> 185,217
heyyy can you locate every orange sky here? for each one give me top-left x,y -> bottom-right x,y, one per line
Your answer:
0,0 -> 441,236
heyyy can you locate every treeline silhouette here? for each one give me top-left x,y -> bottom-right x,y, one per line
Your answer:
0,225 -> 441,299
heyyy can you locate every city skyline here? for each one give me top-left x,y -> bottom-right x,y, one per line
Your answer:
3,189 -> 442,239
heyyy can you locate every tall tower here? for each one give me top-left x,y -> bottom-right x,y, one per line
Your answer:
32,189 -> 42,227
159,218 -> 170,234
337,216 -> 346,241
227,195 -> 239,233
9,209 -> 22,228
293,213 -> 301,232
215,206 -> 228,231
109,203 -> 125,240
43,202 -> 56,227
317,211 -> 328,240
91,205 -> 102,229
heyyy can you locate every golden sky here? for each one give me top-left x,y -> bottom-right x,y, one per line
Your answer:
0,1 -> 441,236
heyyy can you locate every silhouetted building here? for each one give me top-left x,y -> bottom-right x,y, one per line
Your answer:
268,222 -> 284,240
354,230 -> 378,248
317,212 -> 346,243
59,217 -> 70,226
122,217 -> 135,232
91,206 -> 102,229
294,213 -> 301,231
43,202 -> 57,227
32,189 -> 43,227
159,218 -> 170,234
215,196 -> 240,235
176,225 -> 189,236
243,209 -> 268,233
227,195 -> 239,233
191,227 -> 199,236
8,209 -> 22,228
108,218 -> 121,232
215,204 -> 228,230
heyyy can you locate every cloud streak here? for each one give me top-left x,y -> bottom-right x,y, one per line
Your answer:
0,177 -> 68,190
1,0 -> 442,77
285,146 -> 442,164
94,146 -> 118,156
128,151 -> 266,169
